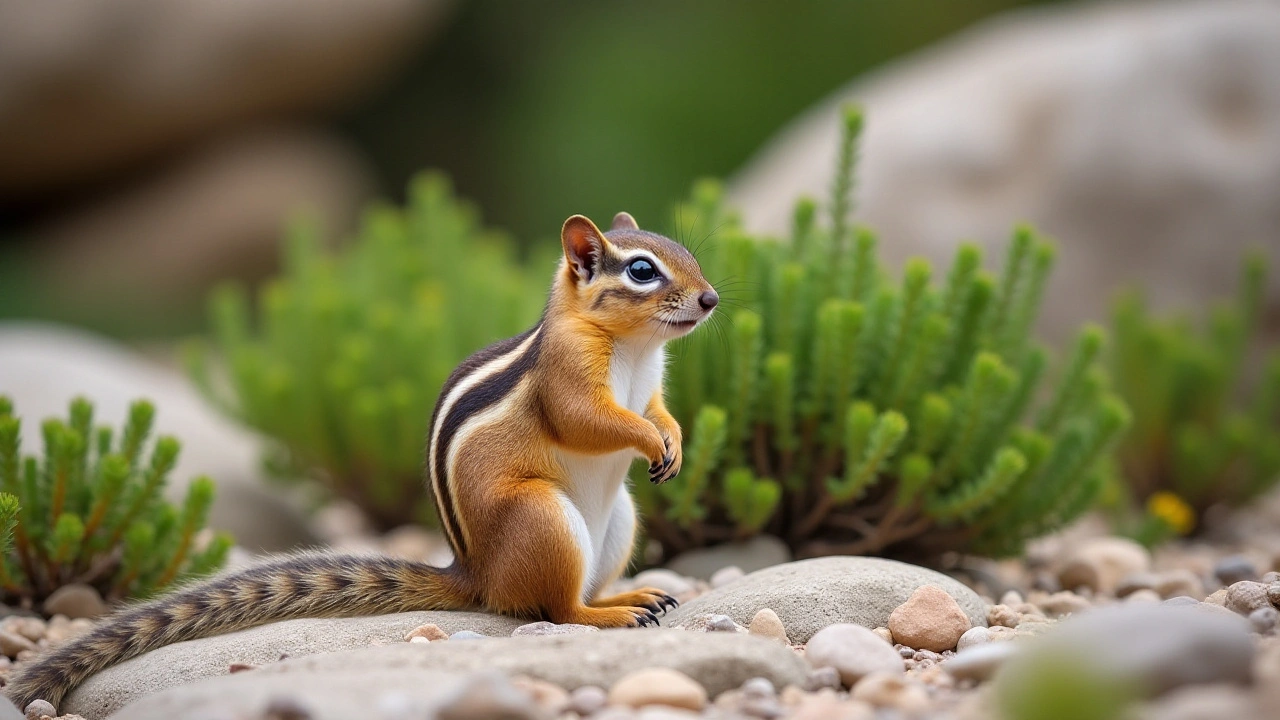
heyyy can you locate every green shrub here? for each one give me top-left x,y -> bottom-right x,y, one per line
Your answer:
0,396 -> 230,611
186,173 -> 550,529
634,107 -> 1131,559
1110,254 -> 1280,537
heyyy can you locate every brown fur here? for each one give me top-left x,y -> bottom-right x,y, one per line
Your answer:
5,213 -> 714,711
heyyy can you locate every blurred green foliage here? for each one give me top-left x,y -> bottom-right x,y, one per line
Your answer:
634,108 -> 1130,559
1110,254 -> 1280,538
186,174 -> 552,529
0,396 -> 230,611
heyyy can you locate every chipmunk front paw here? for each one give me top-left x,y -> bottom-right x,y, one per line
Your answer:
648,435 -> 682,484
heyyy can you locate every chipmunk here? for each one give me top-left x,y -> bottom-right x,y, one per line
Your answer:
5,212 -> 718,711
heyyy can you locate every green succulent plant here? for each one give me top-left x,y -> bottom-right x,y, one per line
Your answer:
634,106 -> 1131,559
1110,253 -> 1280,538
0,396 -> 230,611
186,173 -> 551,529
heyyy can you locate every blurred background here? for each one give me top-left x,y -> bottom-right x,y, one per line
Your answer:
2,0 -> 1279,553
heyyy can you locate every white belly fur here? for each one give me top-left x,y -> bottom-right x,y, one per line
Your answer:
555,339 -> 666,598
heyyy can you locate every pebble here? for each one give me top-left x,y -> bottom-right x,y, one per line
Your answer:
1059,537 -> 1152,594
1126,589 -> 1162,604
3,616 -> 46,642
630,569 -> 697,598
0,630 -> 37,657
1115,572 -> 1159,597
944,641 -> 1020,682
608,667 -> 708,710
1214,555 -> 1258,585
24,700 -> 56,720
263,697 -> 313,720
872,627 -> 893,644
511,675 -> 570,714
747,608 -> 790,645
409,636 -> 429,644
998,590 -> 1024,606
568,686 -> 608,716
1163,596 -> 1200,607
707,614 -> 739,632
987,604 -> 1019,628
887,585 -> 971,652
710,566 -> 745,588
1037,591 -> 1091,616
1269,582 -> 1280,608
1225,581 -> 1270,615
803,666 -> 842,691
1249,606 -> 1278,634
228,662 -> 257,673
850,672 -> 930,712
448,631 -> 487,641
41,583 -> 107,619
1204,588 -> 1228,606
804,624 -> 904,686
788,695 -> 875,720
511,621 -> 597,637
436,672 -> 545,720
1153,569 -> 1204,600
956,626 -> 990,650
404,623 -> 449,642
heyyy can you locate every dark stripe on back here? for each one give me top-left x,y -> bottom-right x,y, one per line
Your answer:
427,322 -> 544,558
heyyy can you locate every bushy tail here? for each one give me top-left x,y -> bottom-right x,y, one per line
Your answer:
4,553 -> 471,712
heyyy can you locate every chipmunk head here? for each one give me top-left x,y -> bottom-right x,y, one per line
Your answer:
559,212 -> 717,341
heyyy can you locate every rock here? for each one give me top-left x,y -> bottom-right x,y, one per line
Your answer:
1062,538 -> 1153,596
1250,607 -> 1278,634
75,628 -> 805,718
945,642 -> 1020,682
0,630 -> 36,658
872,627 -> 893,644
568,686 -> 608,716
789,695 -> 875,720
662,557 -> 986,643
1163,596 -> 1200,607
1116,572 -> 1159,598
998,590 -> 1024,606
63,611 -> 524,716
1214,556 -> 1258,586
1127,589 -> 1163,604
710,566 -> 746,589
511,676 -> 570,714
1226,581 -> 1271,615
1154,570 -> 1205,601
40,584 -> 107,620
403,624 -> 449,642
987,605 -> 1020,628
1037,591 -> 1091,617
665,535 -> 792,580
0,324 -> 315,552
804,624 -> 904,687
1270,582 -> 1280,608
728,0 -> 1280,347
433,672 -> 551,720
747,608 -> 790,645
609,668 -> 707,710
23,700 -> 55,720
804,667 -> 843,692
706,614 -> 740,632
957,626 -> 991,651
449,630 -> 488,641
887,585 -> 971,651
998,604 -> 1254,699
511,621 -> 597,637
1056,559 -> 1101,594
628,569 -> 697,598
1,617 -> 45,643
849,673 -> 930,713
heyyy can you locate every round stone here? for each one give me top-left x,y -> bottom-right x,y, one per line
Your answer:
888,585 -> 971,651
568,686 -> 607,716
956,626 -> 991,651
1214,556 -> 1257,586
747,608 -> 790,645
608,667 -> 708,710
804,624 -> 904,687
42,583 -> 107,620
25,699 -> 57,720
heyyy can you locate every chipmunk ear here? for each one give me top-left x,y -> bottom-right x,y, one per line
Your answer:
611,211 -> 639,231
561,215 -> 606,283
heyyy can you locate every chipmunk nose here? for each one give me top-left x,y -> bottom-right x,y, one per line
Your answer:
698,290 -> 719,311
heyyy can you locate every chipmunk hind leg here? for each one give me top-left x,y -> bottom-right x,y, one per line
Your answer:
588,489 -> 679,616
472,477 -> 659,628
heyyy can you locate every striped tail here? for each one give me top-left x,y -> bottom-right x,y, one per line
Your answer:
4,554 -> 471,711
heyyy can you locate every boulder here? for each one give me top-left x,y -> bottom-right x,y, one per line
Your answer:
660,557 -> 986,643
86,629 -> 807,718
65,611 -> 523,717
728,0 -> 1280,346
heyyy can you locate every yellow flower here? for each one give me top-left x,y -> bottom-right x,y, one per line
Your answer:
1147,492 -> 1195,535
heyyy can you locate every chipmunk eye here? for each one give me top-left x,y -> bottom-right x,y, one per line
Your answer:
626,258 -> 659,283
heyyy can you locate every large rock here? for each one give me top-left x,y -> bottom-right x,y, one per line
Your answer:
729,0 -> 1280,346
0,0 -> 454,198
660,557 -> 987,643
65,611 -> 525,717
996,604 -> 1255,699
0,323 -> 314,552
92,629 -> 807,719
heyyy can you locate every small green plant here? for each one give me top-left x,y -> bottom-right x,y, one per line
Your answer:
0,396 -> 231,611
635,106 -> 1131,560
1110,254 -> 1280,537
187,173 -> 550,529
